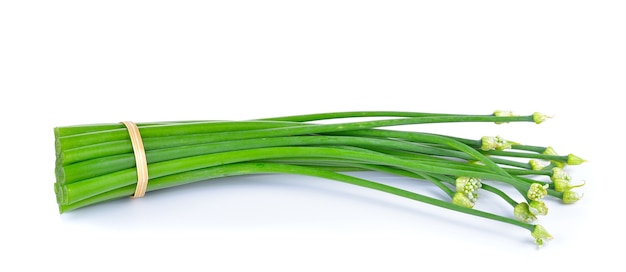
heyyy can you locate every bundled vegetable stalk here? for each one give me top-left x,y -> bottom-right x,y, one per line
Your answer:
54,111 -> 585,246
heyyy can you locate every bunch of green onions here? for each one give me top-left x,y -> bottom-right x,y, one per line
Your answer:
54,111 -> 585,246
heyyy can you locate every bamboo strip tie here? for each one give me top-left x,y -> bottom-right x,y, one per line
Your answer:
121,121 -> 149,198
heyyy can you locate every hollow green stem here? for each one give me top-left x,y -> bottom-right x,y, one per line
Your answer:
59,162 -> 535,235
59,145 -> 537,206
480,183 -> 520,207
59,135 -> 508,184
57,114 -> 538,164
481,149 -> 569,162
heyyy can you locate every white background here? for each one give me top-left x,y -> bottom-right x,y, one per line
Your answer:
1,1 -> 624,271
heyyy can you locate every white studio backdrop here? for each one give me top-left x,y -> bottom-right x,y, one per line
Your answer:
1,1 -> 624,271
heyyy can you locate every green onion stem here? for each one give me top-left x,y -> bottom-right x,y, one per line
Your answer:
259,111 -> 459,121
53,110 -> 582,246
58,135 -> 497,184
57,114 -> 537,163
58,162 -> 535,233
59,146 -> 537,206
511,144 -> 548,153
481,150 -> 569,162
479,183 -> 520,207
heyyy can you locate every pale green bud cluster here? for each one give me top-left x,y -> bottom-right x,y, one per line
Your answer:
563,190 -> 583,204
514,202 -> 537,223
481,136 -> 518,151
532,112 -> 551,124
551,168 -> 572,192
527,183 -> 549,201
529,159 -> 549,170
550,167 -> 585,201
452,192 -> 475,208
529,200 -> 549,216
493,110 -> 517,124
567,154 -> 586,165
551,167 -> 570,181
455,176 -> 482,205
542,147 -> 565,168
515,201 -> 548,223
494,110 -> 516,117
531,225 -> 553,247
543,147 -> 558,156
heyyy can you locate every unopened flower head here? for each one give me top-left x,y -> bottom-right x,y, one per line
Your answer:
551,168 -> 570,182
543,146 -> 558,156
529,200 -> 549,216
480,136 -> 518,151
542,147 -> 565,168
493,110 -> 517,124
554,178 -> 585,193
456,176 -> 482,195
529,160 -> 549,171
553,179 -> 569,192
527,183 -> 549,201
494,110 -> 516,117
563,190 -> 583,204
567,154 -> 586,165
532,112 -> 552,124
514,202 -> 537,223
531,224 -> 553,247
453,192 -> 476,208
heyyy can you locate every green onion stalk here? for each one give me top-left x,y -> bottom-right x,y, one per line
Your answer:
53,111 -> 585,246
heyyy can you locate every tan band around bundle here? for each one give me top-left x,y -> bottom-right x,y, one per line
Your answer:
121,121 -> 149,198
